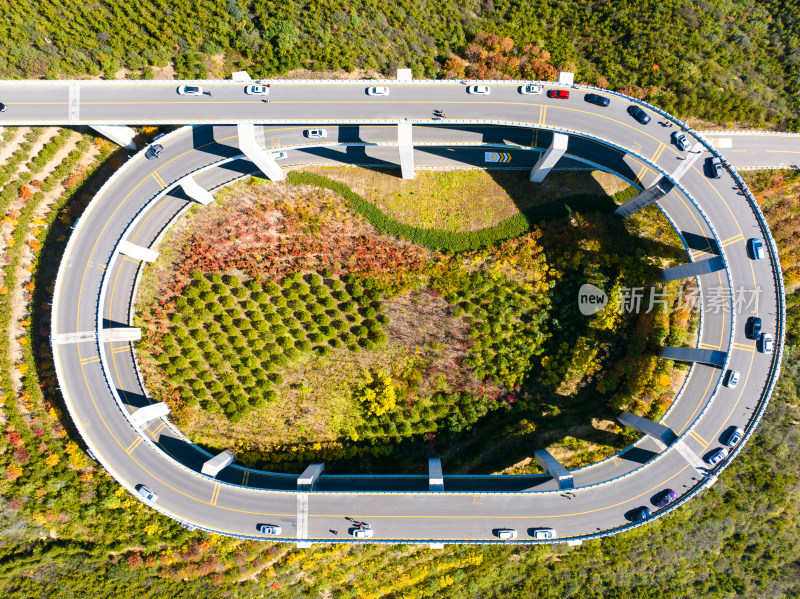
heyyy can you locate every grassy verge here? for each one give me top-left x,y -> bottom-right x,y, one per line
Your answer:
287,170 -> 639,253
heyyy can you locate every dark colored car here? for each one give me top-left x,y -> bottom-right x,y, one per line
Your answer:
654,489 -> 678,508
746,316 -> 762,340
547,89 -> 570,99
627,105 -> 651,124
748,238 -> 765,260
708,156 -> 723,178
584,93 -> 609,107
630,506 -> 652,522
0,102 -> 6,112
145,143 -> 164,160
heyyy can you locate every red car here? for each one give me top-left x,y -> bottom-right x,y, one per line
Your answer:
547,89 -> 570,99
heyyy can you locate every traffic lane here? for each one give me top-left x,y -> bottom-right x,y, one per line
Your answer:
64,333 -> 300,535
126,189 -> 194,249
67,123 -> 780,536
571,437 -> 667,487
680,162 -> 780,347
54,165 -> 166,333
261,124 -> 541,147
307,452 -> 702,540
76,83 -> 560,123
126,441 -> 299,537
0,84 -> 69,122
704,134 -> 800,168
104,254 -> 139,326
685,164 -> 780,330
279,144 -> 540,169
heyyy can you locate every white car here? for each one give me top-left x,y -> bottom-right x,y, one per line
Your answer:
271,151 -> 288,160
351,527 -> 374,538
519,83 -> 542,95
245,85 -> 269,95
136,484 -> 158,502
366,86 -> 389,96
531,528 -> 556,540
468,85 -> 491,95
761,333 -> 774,354
305,129 -> 327,139
177,85 -> 203,96
496,528 -> 517,540
725,370 -> 740,388
257,523 -> 281,535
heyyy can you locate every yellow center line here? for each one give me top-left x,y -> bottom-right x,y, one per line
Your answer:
148,422 -> 166,440
58,109 -> 767,529
732,343 -> 754,352
721,234 -> 744,247
689,429 -> 707,445
151,172 -> 167,189
125,436 -> 143,454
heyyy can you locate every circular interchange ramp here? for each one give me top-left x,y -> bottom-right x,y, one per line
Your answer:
23,79 -> 783,545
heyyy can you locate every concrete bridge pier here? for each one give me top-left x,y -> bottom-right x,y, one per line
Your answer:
530,133 -> 568,182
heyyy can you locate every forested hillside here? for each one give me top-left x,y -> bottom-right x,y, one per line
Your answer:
1,0 -> 799,127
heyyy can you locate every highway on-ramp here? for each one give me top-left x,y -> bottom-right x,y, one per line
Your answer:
9,79 -> 783,544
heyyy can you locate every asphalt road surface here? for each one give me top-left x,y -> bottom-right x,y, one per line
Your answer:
34,80 -> 788,544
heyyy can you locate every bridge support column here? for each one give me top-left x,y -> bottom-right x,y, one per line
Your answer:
118,241 -> 159,263
398,123 -> 414,179
659,346 -> 726,367
429,458 -> 444,491
130,402 -> 170,427
90,125 -> 137,150
530,133 -> 568,182
180,176 -> 215,205
533,449 -> 574,489
99,327 -> 141,343
672,439 -> 708,472
297,463 -> 325,492
670,148 -> 704,182
615,177 -> 674,217
661,256 -> 724,282
237,124 -> 284,181
617,411 -> 677,450
201,450 -> 235,477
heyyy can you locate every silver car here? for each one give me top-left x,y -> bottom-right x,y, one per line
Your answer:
531,527 -> 556,540
519,83 -> 542,95
352,527 -> 374,538
761,333 -> 774,354
257,523 -> 281,535
305,129 -> 327,139
705,447 -> 729,466
136,484 -> 158,502
496,528 -> 517,540
177,85 -> 203,96
725,369 -> 739,388
245,85 -> 269,95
